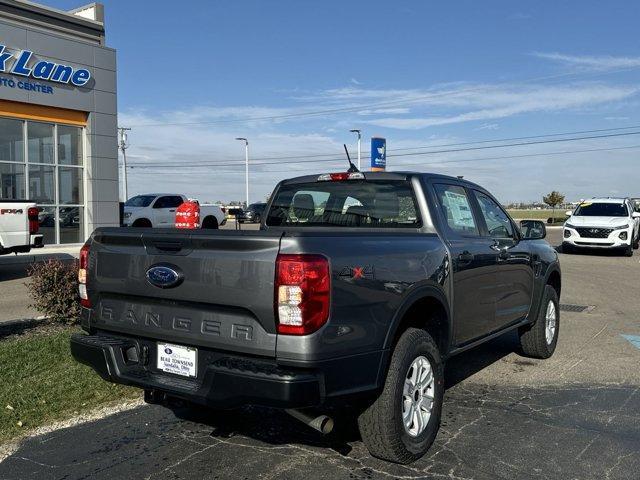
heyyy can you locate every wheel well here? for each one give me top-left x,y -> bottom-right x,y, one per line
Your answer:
547,270 -> 561,297
201,216 -> 219,228
392,296 -> 449,355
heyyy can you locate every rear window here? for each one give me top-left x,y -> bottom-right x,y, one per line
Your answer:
125,195 -> 156,207
266,180 -> 421,228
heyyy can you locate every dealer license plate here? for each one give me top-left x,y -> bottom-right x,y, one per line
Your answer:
157,343 -> 197,378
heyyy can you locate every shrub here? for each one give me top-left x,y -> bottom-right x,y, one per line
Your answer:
26,259 -> 80,324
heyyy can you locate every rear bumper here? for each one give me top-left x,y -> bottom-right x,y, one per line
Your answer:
0,234 -> 43,255
31,234 -> 44,248
71,333 -> 324,409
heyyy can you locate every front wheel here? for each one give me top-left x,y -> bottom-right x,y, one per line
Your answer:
357,328 -> 444,464
518,285 -> 559,359
623,244 -> 633,257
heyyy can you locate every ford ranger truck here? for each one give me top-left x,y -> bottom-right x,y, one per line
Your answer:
71,172 -> 561,464
0,200 -> 44,255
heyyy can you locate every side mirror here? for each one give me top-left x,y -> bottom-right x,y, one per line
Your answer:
565,210 -> 573,216
520,220 -> 546,240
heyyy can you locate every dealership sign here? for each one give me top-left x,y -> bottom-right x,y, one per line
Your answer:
370,137 -> 386,171
0,44 -> 91,94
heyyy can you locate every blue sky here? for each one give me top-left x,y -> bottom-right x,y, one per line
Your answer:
46,0 -> 640,203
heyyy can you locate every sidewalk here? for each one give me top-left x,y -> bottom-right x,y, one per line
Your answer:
0,245 -> 80,266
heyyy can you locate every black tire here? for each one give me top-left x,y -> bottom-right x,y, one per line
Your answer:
132,218 -> 152,228
633,234 -> 639,250
202,216 -> 219,229
561,242 -> 573,254
623,244 -> 633,257
357,328 -> 444,464
254,214 -> 261,224
518,285 -> 559,359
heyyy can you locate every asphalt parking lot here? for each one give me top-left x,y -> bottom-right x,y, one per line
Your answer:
1,227 -> 639,479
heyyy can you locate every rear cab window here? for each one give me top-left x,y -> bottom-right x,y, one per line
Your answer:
433,184 -> 479,235
266,179 -> 421,228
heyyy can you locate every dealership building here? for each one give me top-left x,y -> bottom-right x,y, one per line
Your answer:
0,0 -> 118,245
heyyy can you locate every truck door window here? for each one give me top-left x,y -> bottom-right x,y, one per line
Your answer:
474,191 -> 514,239
433,184 -> 479,235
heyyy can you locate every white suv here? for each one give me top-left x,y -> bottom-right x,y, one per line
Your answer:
563,198 -> 640,256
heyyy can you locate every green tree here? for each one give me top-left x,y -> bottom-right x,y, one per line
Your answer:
543,191 -> 565,222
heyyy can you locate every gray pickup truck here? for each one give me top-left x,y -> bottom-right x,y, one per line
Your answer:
71,171 -> 561,463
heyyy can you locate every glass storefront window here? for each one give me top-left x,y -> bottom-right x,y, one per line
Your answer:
29,164 -> 55,205
0,162 -> 26,200
58,167 -> 83,205
28,122 -> 55,164
2,117 -> 85,244
37,206 -> 56,245
58,126 -> 83,166
59,206 -> 84,244
0,118 -> 24,163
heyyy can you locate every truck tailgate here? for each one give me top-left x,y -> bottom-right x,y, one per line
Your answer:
87,228 -> 282,357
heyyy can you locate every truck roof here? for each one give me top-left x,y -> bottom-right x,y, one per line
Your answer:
281,171 -> 484,189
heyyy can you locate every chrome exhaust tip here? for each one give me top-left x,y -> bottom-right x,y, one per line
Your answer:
286,409 -> 334,434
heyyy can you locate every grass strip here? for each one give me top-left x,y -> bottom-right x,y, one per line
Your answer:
0,327 -> 139,444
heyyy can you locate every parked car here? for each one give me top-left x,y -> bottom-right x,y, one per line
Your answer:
123,194 -> 226,229
563,197 -> 640,256
71,171 -> 560,464
0,200 -> 43,255
237,202 -> 267,223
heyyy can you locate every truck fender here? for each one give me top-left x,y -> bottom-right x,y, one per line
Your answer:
374,285 -> 451,389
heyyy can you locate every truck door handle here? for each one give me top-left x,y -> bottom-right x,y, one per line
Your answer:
169,209 -> 176,213
458,251 -> 474,263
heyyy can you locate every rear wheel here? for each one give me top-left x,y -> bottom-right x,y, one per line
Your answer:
357,328 -> 444,464
132,218 -> 152,228
202,216 -> 219,229
518,285 -> 559,359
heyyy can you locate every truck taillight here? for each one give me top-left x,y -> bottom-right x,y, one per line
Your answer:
275,254 -> 330,335
27,207 -> 39,234
78,243 -> 91,308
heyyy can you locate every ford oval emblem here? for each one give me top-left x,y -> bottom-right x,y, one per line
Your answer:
146,264 -> 183,289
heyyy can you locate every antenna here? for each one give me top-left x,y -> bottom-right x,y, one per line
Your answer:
343,144 -> 359,173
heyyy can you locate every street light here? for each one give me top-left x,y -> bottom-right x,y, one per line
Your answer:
118,127 -> 131,202
235,137 -> 249,207
349,129 -> 361,170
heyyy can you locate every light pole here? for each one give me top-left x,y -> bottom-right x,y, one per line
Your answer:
235,137 -> 249,207
118,127 -> 131,202
349,129 -> 361,170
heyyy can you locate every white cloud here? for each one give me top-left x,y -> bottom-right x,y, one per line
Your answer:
533,52 -> 640,71
360,83 -> 638,129
476,123 -> 500,131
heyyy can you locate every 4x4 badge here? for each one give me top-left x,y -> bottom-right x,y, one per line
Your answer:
339,265 -> 374,280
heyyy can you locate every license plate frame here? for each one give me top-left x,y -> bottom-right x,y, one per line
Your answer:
156,342 -> 198,378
